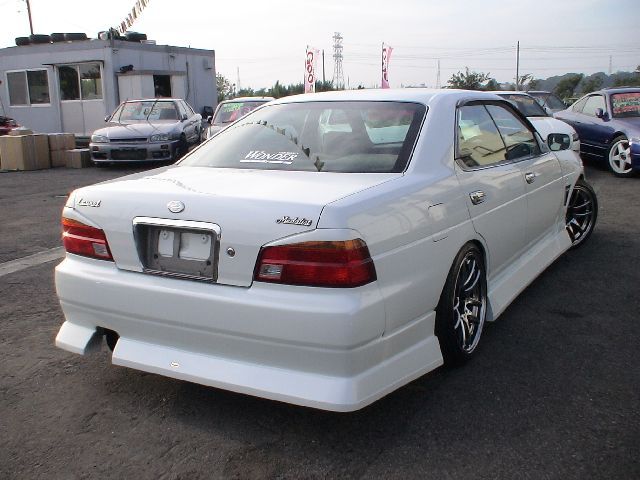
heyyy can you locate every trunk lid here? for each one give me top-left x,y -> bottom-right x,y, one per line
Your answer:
71,166 -> 397,286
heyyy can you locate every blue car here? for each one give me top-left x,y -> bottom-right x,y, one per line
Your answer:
555,87 -> 640,177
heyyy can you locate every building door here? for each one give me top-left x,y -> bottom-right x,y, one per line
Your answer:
58,63 -> 106,135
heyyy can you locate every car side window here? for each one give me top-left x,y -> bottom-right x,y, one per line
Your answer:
581,95 -> 606,117
572,97 -> 588,113
184,102 -> 196,117
176,101 -> 188,119
486,104 -> 540,160
457,105 -> 507,168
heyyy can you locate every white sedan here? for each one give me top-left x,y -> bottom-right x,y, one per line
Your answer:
55,89 -> 597,411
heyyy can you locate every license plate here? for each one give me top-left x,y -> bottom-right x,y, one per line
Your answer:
133,218 -> 221,282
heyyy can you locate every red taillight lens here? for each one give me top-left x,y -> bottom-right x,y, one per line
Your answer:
62,217 -> 113,261
254,239 -> 376,288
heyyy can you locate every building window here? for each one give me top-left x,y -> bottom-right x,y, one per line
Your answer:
6,69 -> 50,106
58,63 -> 103,101
153,75 -> 172,97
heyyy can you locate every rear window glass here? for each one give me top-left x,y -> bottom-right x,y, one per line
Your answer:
213,101 -> 268,124
182,101 -> 426,173
611,92 -> 640,118
498,94 -> 547,117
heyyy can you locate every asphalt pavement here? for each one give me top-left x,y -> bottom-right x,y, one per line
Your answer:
0,161 -> 638,479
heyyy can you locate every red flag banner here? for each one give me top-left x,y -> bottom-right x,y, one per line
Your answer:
305,47 -> 320,94
381,44 -> 393,89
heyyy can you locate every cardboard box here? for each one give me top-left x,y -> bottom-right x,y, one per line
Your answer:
65,148 -> 92,168
32,134 -> 51,169
63,133 -> 76,150
8,128 -> 33,136
0,135 -> 37,170
51,150 -> 67,168
48,133 -> 76,151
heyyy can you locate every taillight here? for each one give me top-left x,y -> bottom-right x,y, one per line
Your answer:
62,217 -> 113,261
254,239 -> 376,288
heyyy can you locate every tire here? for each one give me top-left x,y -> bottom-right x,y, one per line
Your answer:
176,134 -> 188,159
566,178 -> 598,249
64,33 -> 87,42
50,33 -> 66,43
435,243 -> 488,366
29,34 -> 50,44
607,135 -> 635,178
15,36 -> 30,46
125,32 -> 147,42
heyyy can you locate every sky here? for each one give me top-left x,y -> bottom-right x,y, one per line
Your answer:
1,0 -> 638,89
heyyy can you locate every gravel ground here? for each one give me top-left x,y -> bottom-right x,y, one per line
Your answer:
0,161 -> 638,479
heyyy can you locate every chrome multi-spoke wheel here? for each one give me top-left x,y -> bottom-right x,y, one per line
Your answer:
436,244 -> 487,365
566,178 -> 598,249
608,136 -> 634,177
453,252 -> 486,354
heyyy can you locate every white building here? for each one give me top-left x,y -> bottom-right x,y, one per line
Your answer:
0,38 -> 217,136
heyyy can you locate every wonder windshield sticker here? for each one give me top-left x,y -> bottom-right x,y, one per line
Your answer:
240,151 -> 298,165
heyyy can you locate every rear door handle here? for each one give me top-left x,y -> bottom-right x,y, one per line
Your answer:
469,191 -> 485,205
525,172 -> 536,184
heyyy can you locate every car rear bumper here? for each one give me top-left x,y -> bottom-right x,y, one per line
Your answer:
55,255 -> 443,411
90,140 -> 179,163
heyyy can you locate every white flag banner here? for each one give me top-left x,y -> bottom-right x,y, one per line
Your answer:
382,43 -> 393,89
305,46 -> 320,93
117,0 -> 151,34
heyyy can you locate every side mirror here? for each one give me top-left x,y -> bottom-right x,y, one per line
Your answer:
547,133 -> 571,151
104,115 -> 110,122
206,115 -> 213,124
181,113 -> 188,121
595,108 -> 606,119
201,106 -> 213,117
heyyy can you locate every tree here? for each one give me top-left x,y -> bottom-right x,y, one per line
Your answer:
216,74 -> 234,102
554,74 -> 584,101
580,76 -> 603,94
528,78 -> 541,90
446,67 -> 491,90
516,73 -> 533,90
485,78 -> 500,91
613,74 -> 640,87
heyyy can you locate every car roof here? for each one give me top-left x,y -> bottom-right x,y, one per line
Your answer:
488,91 -> 533,97
599,87 -> 640,94
123,98 -> 182,103
268,88 -> 503,107
222,97 -> 275,103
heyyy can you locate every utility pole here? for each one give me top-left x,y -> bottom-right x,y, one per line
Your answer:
236,67 -> 241,93
322,49 -> 326,84
436,59 -> 441,88
515,41 -> 520,91
25,0 -> 34,35
608,55 -> 612,74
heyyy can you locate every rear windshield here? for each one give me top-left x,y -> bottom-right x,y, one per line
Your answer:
114,101 -> 178,122
610,92 -> 640,118
498,94 -> 548,117
213,101 -> 269,124
529,92 -> 566,110
182,101 -> 426,173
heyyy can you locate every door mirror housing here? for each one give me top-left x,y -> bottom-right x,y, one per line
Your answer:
547,133 -> 571,151
206,115 -> 213,124
595,108 -> 606,119
104,115 -> 110,122
181,113 -> 189,121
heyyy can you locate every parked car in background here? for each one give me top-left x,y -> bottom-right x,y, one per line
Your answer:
555,87 -> 640,177
527,91 -> 568,115
55,89 -> 596,412
204,96 -> 274,140
0,115 -> 19,135
90,98 -> 202,166
492,91 -> 580,154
